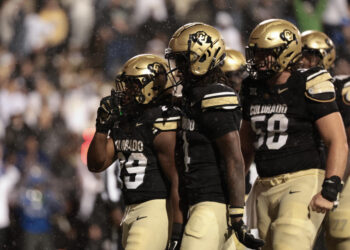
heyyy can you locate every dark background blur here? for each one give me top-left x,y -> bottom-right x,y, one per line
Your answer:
0,0 -> 349,249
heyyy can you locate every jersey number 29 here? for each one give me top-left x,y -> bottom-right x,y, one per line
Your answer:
118,152 -> 147,189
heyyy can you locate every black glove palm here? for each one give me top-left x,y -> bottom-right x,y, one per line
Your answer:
96,91 -> 120,134
231,219 -> 265,249
167,223 -> 182,250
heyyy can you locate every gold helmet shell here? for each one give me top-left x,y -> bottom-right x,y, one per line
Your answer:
221,49 -> 246,73
116,54 -> 173,105
301,30 -> 336,69
246,19 -> 302,78
165,22 -> 226,76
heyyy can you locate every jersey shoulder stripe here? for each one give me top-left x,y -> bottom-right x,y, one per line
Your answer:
303,69 -> 335,102
153,116 -> 181,131
200,84 -> 239,110
201,91 -> 238,109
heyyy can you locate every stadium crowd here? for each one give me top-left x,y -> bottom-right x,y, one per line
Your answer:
1,0 -> 350,249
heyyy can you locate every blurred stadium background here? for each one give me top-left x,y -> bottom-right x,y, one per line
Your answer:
0,0 -> 349,249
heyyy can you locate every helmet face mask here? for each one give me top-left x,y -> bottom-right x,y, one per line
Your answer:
301,30 -> 336,69
115,54 -> 174,115
300,49 -> 323,68
246,19 -> 302,80
220,49 -> 247,91
246,47 -> 281,80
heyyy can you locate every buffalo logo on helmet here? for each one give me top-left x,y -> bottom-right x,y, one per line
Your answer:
189,31 -> 213,48
280,29 -> 297,45
147,62 -> 165,75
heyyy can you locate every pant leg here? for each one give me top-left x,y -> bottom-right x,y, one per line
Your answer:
181,201 -> 234,250
270,170 -> 325,250
122,199 -> 169,250
255,182 -> 273,250
325,180 -> 350,250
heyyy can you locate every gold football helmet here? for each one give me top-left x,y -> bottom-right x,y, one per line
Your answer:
116,54 -> 173,105
246,19 -> 302,79
220,49 -> 247,91
165,22 -> 226,76
221,49 -> 246,73
301,30 -> 336,69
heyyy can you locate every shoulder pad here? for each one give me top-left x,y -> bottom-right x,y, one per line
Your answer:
152,106 -> 181,132
341,81 -> 350,105
200,83 -> 239,110
304,68 -> 335,102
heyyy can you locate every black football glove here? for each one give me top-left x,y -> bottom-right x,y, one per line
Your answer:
96,91 -> 120,134
167,223 -> 182,250
231,219 -> 264,249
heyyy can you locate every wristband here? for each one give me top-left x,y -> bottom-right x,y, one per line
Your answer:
321,176 -> 344,202
228,206 -> 244,218
171,223 -> 183,240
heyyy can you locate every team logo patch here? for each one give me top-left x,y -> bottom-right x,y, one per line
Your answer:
147,62 -> 165,75
280,29 -> 297,45
189,31 -> 213,48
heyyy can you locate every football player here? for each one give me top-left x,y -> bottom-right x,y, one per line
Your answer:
301,30 -> 350,250
220,49 -> 254,250
87,54 -> 183,250
220,49 -> 247,93
165,22 -> 264,250
240,19 -> 348,250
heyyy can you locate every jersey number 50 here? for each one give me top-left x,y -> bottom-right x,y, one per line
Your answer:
251,114 -> 289,150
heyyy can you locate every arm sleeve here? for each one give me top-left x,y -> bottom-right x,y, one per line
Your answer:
241,79 -> 251,121
201,109 -> 241,140
306,99 -> 339,121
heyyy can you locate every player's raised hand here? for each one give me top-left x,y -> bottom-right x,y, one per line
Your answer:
95,93 -> 118,134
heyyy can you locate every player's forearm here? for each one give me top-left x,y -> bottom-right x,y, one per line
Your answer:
169,182 -> 184,225
226,158 -> 245,207
164,166 -> 183,224
239,120 -> 256,175
325,139 -> 348,179
344,153 -> 350,183
344,128 -> 350,182
87,133 -> 110,172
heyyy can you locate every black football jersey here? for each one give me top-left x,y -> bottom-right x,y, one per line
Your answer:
241,67 -> 338,177
111,105 -> 181,205
181,83 -> 241,205
334,75 -> 350,127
